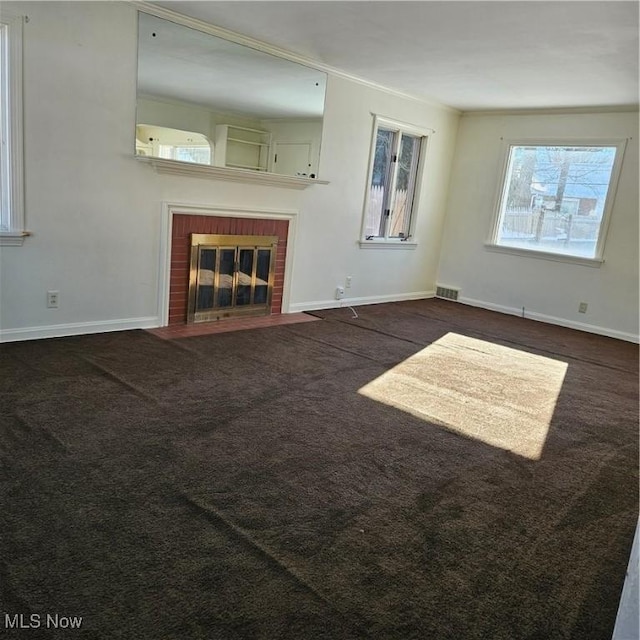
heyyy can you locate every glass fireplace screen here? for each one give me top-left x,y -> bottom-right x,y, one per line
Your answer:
187,234 -> 278,323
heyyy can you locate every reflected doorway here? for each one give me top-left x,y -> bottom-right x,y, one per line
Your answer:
273,142 -> 313,176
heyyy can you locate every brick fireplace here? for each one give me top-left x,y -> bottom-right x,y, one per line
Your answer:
169,214 -> 289,325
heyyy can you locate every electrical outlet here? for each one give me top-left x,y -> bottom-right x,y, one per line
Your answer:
335,286 -> 345,300
47,290 -> 60,308
345,276 -> 352,289
578,302 -> 588,314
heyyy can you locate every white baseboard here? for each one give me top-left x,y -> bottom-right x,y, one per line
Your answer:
0,316 -> 160,343
288,291 -> 435,314
458,296 -> 639,344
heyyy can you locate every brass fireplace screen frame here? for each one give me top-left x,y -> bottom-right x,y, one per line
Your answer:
187,234 -> 278,323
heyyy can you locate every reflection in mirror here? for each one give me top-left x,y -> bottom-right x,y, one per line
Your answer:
136,124 -> 212,164
136,12 -> 327,178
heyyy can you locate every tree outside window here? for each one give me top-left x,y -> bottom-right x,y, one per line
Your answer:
492,141 -> 626,261
362,116 -> 428,243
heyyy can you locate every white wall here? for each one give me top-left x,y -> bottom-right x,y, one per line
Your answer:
0,2 -> 161,340
0,1 -> 460,341
136,95 -> 266,141
289,75 -> 459,312
136,96 -> 217,141
438,111 -> 639,341
613,519 -> 639,640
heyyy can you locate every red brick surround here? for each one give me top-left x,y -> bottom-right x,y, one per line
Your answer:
169,214 -> 289,325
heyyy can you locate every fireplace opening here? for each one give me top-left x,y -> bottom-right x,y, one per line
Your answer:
168,213 -> 289,326
187,234 -> 278,323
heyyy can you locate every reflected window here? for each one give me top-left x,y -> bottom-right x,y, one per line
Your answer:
158,144 -> 211,164
136,124 -> 212,165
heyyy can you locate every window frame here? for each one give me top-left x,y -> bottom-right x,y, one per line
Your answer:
157,143 -> 212,165
0,11 -> 26,246
359,115 -> 430,249
486,138 -> 628,266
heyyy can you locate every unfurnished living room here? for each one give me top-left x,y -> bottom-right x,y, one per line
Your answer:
0,1 -> 638,639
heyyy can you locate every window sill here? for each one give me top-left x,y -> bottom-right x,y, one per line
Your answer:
484,243 -> 604,267
359,239 -> 418,250
0,231 -> 29,246
137,156 -> 328,190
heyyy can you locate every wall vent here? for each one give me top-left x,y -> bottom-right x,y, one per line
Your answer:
436,286 -> 460,301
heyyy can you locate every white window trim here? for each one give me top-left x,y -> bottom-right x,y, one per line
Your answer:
359,114 -> 432,249
486,137 -> 628,266
358,239 -> 418,250
0,11 -> 26,246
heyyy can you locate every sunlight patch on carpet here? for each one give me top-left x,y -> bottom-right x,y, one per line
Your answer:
358,332 -> 568,460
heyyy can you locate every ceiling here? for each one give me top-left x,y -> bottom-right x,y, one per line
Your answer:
148,1 -> 639,113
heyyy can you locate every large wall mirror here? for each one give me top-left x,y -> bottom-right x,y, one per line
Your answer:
136,11 -> 327,179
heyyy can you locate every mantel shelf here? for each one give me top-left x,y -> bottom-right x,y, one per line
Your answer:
137,156 -> 329,190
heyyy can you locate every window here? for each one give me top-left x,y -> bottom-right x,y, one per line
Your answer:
158,144 -> 211,165
489,140 -> 626,263
135,125 -> 212,165
0,12 -> 25,245
361,116 -> 429,246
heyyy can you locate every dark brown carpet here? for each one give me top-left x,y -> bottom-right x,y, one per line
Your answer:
0,299 -> 637,639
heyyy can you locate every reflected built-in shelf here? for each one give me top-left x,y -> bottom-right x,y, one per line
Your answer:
138,156 -> 328,190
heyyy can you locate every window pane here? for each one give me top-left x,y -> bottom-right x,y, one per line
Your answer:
196,248 -> 216,311
157,144 -> 173,160
365,128 -> 394,238
217,249 -> 235,307
0,13 -> 27,243
254,249 -> 270,304
236,248 -> 254,306
496,145 -> 617,259
0,27 -> 6,231
362,118 -> 427,244
157,144 -> 211,164
174,146 -> 211,164
388,134 -> 420,238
